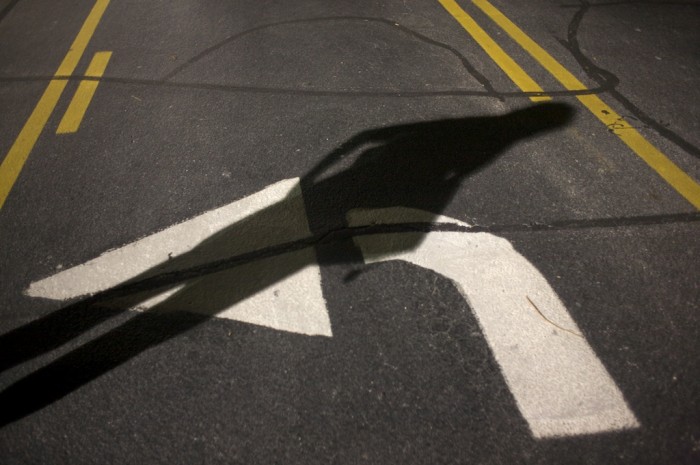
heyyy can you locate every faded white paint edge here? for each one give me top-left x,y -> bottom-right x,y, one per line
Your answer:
26,178 -> 332,337
349,207 -> 639,438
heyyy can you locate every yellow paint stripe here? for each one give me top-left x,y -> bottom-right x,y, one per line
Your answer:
438,0 -> 550,102
472,0 -> 700,209
0,0 -> 111,210
57,51 -> 112,134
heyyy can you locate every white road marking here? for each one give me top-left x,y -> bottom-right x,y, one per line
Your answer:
26,178 -> 332,337
26,186 -> 639,437
348,207 -> 639,438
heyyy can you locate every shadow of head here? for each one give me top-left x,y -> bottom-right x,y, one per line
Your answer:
303,102 -> 575,230
502,101 -> 575,136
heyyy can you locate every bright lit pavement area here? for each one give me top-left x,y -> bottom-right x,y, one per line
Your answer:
0,0 -> 698,463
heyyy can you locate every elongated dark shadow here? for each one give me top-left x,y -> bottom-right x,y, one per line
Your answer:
0,0 -> 21,25
0,102 -> 574,426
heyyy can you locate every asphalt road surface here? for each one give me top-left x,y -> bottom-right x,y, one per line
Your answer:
1,0 -> 699,463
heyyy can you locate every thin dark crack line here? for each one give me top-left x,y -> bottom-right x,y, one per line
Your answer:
0,13 -> 625,99
36,210 -> 699,308
461,211 -> 700,233
0,74 -> 613,99
561,0 -> 700,158
161,15 -> 496,97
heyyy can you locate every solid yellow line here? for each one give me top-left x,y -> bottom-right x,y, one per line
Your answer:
57,51 -> 112,134
438,0 -> 550,102
0,0 -> 111,210
472,0 -> 700,209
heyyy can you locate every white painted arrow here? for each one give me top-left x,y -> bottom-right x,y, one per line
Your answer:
26,178 -> 332,337
348,207 -> 639,438
26,180 -> 639,438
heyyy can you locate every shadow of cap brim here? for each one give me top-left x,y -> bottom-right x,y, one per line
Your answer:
508,102 -> 576,133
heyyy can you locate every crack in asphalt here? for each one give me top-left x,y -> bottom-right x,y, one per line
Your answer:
560,0 -> 700,158
160,15 -> 500,96
0,74 -> 611,99
2,6 -> 697,130
45,210 -> 699,308
0,15 -> 612,99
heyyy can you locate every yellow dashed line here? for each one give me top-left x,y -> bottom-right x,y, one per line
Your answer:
57,51 -> 112,134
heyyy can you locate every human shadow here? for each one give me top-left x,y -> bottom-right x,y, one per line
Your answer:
0,102 -> 574,426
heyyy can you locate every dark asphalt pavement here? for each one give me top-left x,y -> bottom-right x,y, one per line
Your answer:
0,0 -> 698,463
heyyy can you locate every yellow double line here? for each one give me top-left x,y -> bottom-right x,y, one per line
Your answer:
440,0 -> 700,209
0,0 -> 111,210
